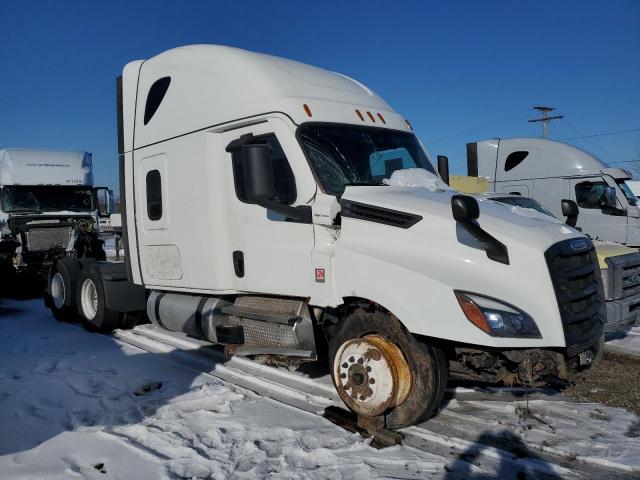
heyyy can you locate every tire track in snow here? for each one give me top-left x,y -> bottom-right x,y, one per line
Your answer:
112,325 -> 640,479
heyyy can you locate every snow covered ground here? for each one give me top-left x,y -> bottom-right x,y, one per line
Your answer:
0,299 -> 497,479
606,328 -> 640,357
1,298 -> 639,479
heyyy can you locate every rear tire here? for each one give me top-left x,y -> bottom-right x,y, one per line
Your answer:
76,267 -> 122,333
47,258 -> 81,322
328,307 -> 448,429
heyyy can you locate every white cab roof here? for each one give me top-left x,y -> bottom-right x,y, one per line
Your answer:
128,45 -> 410,150
475,138 -> 632,181
0,148 -> 93,186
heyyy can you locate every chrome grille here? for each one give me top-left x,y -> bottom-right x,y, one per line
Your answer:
24,226 -> 71,252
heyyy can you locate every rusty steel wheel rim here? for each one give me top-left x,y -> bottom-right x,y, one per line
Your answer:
333,334 -> 412,417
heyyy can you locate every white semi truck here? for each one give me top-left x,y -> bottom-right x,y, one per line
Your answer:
0,149 -> 114,286
46,45 -> 605,428
464,137 -> 640,246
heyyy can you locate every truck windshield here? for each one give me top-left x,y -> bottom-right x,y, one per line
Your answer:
616,180 -> 638,207
0,186 -> 95,213
298,124 -> 436,196
490,196 -> 556,218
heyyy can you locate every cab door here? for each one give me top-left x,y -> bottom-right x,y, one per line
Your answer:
570,177 -> 627,243
222,118 -> 316,296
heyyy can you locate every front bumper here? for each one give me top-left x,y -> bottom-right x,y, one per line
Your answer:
605,292 -> 640,333
450,331 -> 604,386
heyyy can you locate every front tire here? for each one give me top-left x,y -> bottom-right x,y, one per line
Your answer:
76,267 -> 122,332
329,307 -> 448,429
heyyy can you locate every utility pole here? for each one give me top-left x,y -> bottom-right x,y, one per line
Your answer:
528,106 -> 563,138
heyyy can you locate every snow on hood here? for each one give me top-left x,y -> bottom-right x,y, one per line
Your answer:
383,168 -> 451,192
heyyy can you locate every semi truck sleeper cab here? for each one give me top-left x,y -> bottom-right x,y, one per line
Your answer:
46,45 -> 604,428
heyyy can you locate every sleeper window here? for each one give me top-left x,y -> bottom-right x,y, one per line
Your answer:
504,151 -> 528,172
144,77 -> 171,125
232,134 -> 297,205
146,170 -> 163,220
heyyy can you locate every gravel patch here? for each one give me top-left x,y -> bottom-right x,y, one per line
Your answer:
563,351 -> 640,414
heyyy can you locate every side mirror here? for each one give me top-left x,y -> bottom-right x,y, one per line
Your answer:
561,199 -> 579,227
235,142 -> 311,223
601,186 -> 617,209
452,194 -> 479,223
451,194 -> 509,264
94,187 -> 113,217
437,155 -> 450,186
242,144 -> 276,203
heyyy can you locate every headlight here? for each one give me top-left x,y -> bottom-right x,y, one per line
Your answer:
455,291 -> 541,339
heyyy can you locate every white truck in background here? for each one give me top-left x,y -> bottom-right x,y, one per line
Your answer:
463,138 -> 640,246
438,151 -> 640,334
46,45 -> 605,429
626,180 -> 640,200
0,149 -> 114,287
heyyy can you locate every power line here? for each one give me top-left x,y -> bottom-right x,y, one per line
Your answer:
608,159 -> 640,164
425,110 -> 527,146
560,118 -> 620,162
555,127 -> 640,141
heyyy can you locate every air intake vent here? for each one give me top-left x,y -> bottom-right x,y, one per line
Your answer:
340,200 -> 422,229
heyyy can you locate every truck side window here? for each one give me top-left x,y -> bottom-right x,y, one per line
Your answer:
504,151 -> 528,171
144,77 -> 171,125
146,170 -> 163,220
575,181 -> 607,209
232,134 -> 296,205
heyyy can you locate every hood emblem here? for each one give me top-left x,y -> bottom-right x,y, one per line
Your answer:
570,239 -> 588,252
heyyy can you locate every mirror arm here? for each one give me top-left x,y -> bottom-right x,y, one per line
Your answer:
254,198 -> 312,223
565,215 -> 578,228
458,219 -> 510,264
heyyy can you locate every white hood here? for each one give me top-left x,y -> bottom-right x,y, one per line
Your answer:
334,185 -> 585,348
341,185 -> 580,252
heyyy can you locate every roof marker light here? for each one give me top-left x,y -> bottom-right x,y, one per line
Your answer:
377,113 -> 386,124
303,104 -> 312,117
355,110 -> 365,121
367,111 -> 376,122
405,119 -> 413,131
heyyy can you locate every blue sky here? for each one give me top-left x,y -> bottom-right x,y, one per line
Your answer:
1,0 -> 639,189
